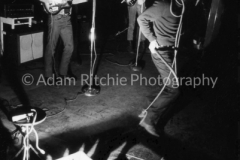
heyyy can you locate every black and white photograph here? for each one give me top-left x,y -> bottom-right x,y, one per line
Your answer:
0,0 -> 237,160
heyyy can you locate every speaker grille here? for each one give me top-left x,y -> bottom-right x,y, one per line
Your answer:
20,35 -> 31,51
32,32 -> 43,59
19,32 -> 43,63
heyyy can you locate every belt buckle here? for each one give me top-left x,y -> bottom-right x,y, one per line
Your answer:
156,45 -> 174,51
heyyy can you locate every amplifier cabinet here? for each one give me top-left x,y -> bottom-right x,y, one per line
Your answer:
4,30 -> 44,65
0,4 -> 34,18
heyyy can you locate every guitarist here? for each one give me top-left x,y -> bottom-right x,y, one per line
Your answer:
125,0 -> 147,54
43,0 -> 77,85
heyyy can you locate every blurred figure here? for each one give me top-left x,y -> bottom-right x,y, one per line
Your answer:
41,0 -> 77,84
125,0 -> 147,54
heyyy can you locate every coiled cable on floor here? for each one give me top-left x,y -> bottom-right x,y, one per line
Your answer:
22,109 -> 37,160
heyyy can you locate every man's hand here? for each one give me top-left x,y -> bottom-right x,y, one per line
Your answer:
149,40 -> 159,54
138,0 -> 145,5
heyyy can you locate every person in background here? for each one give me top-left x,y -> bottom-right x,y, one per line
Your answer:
0,98 -> 22,151
42,0 -> 77,84
125,0 -> 147,54
137,0 -> 183,136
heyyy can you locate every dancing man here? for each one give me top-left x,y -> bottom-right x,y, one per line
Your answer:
137,0 -> 183,136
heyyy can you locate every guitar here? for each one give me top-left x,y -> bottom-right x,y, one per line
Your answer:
39,0 -> 73,15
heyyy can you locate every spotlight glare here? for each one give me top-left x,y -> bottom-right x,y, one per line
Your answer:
56,151 -> 92,160
89,28 -> 95,41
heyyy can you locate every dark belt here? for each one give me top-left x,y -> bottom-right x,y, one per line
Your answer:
156,45 -> 175,51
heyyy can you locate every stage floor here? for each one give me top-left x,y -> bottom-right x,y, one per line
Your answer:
0,36 -> 235,160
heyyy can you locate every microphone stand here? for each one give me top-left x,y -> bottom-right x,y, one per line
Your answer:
129,3 -> 145,72
82,0 -> 100,96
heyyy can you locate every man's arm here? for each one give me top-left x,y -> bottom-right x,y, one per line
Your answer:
137,5 -> 158,42
138,3 -> 164,53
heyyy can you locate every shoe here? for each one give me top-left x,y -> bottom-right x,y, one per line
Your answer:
139,110 -> 160,137
139,120 -> 160,137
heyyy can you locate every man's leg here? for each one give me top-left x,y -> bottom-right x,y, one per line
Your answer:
127,5 -> 137,53
127,5 -> 137,41
44,16 -> 60,78
140,49 -> 179,136
59,16 -> 74,77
